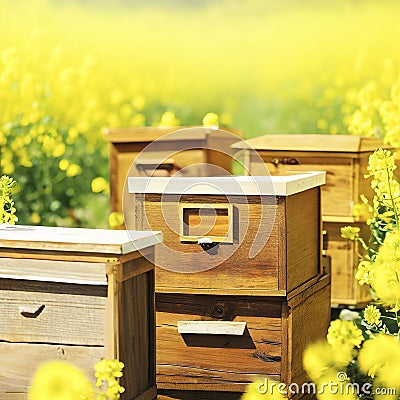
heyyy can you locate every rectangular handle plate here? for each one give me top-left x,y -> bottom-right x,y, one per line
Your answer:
178,321 -> 246,335
179,203 -> 233,243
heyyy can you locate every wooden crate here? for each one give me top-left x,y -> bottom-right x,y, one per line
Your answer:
156,275 -> 331,399
103,126 -> 243,215
0,225 -> 162,400
128,172 -> 325,296
231,134 -> 390,307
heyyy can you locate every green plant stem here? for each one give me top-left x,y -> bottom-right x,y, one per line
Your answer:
387,167 -> 399,229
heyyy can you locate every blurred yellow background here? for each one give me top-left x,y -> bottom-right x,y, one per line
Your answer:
1,0 -> 400,226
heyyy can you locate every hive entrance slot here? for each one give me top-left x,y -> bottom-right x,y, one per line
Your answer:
179,203 -> 233,244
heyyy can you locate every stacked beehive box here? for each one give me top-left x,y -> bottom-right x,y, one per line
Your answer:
231,134 -> 391,307
128,172 -> 330,399
103,126 -> 243,216
0,225 -> 162,400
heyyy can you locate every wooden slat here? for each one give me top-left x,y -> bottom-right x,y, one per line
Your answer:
285,188 -> 320,292
0,342 -> 103,393
0,287 -> 106,345
104,269 -> 118,359
289,276 -> 331,386
0,248 -> 120,263
103,126 -> 208,143
0,257 -> 107,285
232,134 -> 388,153
120,271 -> 155,399
261,156 -> 353,218
155,287 -> 287,296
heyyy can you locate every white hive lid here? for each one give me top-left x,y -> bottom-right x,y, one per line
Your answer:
128,171 -> 325,197
0,225 -> 162,255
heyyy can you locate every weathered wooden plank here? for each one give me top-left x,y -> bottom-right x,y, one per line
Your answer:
231,134 -> 387,153
0,287 -> 106,345
285,188 -> 321,292
0,257 -> 107,285
0,342 -> 103,393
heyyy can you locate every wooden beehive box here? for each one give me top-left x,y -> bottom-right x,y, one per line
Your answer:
231,134 -> 391,307
156,275 -> 331,399
128,172 -> 326,296
0,225 -> 162,400
103,126 -> 243,215
128,172 -> 329,398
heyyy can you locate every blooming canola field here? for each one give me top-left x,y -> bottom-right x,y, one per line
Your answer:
1,0 -> 400,227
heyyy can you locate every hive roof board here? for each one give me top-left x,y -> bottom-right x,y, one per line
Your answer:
231,134 -> 387,153
128,171 -> 325,197
0,225 -> 162,255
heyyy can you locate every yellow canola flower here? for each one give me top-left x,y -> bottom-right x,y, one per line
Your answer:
355,260 -> 374,286
367,148 -> 396,180
131,95 -> 146,110
347,110 -> 374,137
30,212 -> 41,224
94,359 -> 125,400
317,118 -> 328,130
42,135 -> 56,153
219,112 -> 232,126
303,340 -> 353,382
67,127 -> 79,145
313,370 -> 358,400
28,360 -> 94,400
340,226 -> 360,240
109,212 -> 124,229
370,231 -> 400,310
352,201 -> 372,222
0,175 -> 18,225
91,177 -> 109,194
59,159 -> 69,171
52,142 -> 66,158
358,334 -> 400,388
159,111 -> 180,127
327,319 -> 364,350
130,113 -> 146,126
202,112 -> 219,128
240,379 -> 288,400
1,160 -> 15,175
66,163 -> 82,177
363,304 -> 382,327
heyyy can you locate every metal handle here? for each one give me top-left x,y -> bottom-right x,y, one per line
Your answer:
178,321 -> 246,335
19,304 -> 45,318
